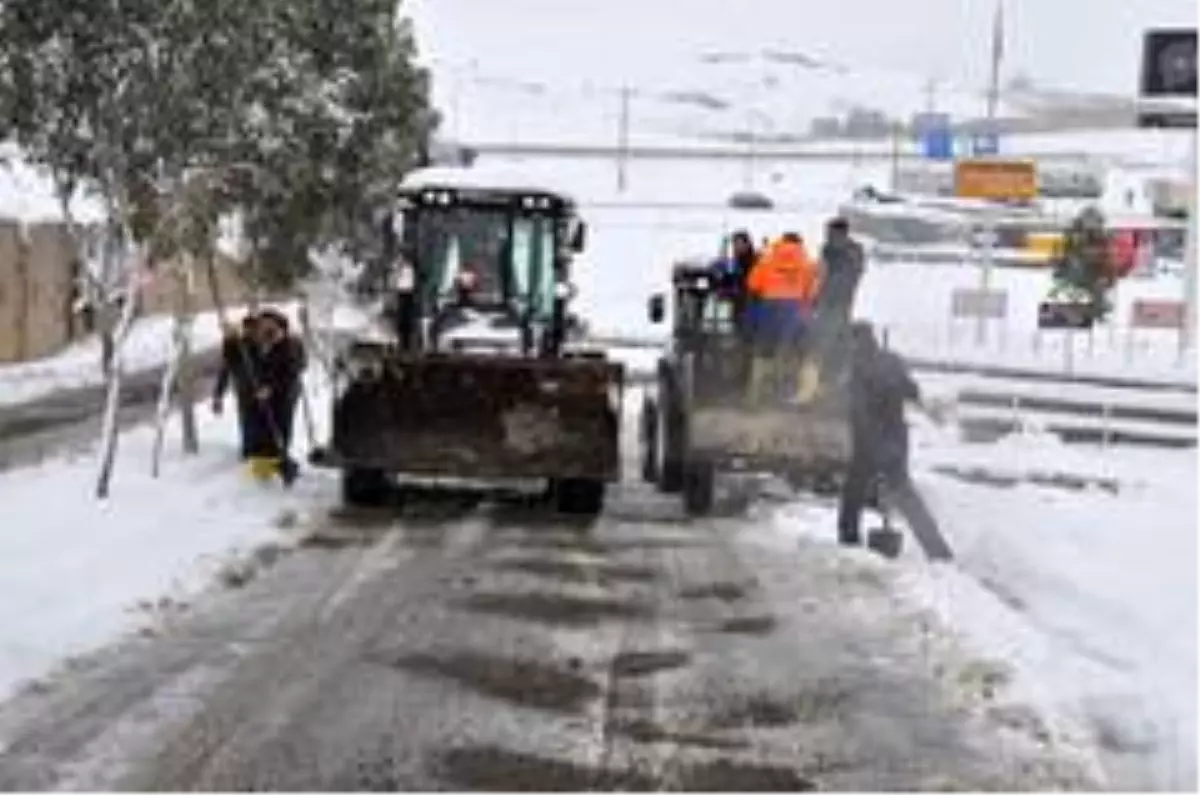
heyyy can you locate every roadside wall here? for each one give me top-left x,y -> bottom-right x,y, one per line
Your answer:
0,220 -> 254,364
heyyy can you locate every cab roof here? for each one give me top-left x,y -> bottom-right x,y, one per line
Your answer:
400,165 -> 578,209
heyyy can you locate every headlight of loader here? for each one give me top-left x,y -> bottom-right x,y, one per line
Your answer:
554,281 -> 578,302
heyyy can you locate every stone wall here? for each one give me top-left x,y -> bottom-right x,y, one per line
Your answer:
0,220 -> 255,364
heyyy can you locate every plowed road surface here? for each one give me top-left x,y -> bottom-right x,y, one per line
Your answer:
0,479 -> 1095,790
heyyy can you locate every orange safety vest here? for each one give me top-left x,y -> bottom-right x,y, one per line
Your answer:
747,240 -> 820,303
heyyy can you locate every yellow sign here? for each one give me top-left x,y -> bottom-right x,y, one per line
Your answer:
1024,232 -> 1065,262
954,159 -> 1039,201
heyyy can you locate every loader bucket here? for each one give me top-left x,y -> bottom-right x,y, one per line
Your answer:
688,398 -> 852,472
329,350 -> 622,481
682,331 -> 853,474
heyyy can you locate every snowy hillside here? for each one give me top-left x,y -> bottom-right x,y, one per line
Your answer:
423,50 -> 1026,149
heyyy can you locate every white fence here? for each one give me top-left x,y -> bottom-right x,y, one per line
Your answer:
876,318 -> 1195,386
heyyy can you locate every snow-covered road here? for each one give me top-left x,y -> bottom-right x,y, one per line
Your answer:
0,422 -> 1100,790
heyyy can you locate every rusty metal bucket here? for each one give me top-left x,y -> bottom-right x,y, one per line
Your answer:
328,351 -> 623,481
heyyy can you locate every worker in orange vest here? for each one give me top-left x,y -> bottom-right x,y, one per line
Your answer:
745,232 -> 822,404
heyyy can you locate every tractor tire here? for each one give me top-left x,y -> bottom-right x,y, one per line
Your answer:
554,478 -> 606,517
659,368 -> 686,494
342,467 -> 389,508
639,394 -> 659,484
682,459 -> 716,517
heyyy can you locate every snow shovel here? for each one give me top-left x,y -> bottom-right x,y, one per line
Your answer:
866,478 -> 904,560
294,378 -> 317,453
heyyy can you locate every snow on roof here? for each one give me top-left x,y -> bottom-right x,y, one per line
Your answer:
0,143 -> 105,225
400,164 -> 579,204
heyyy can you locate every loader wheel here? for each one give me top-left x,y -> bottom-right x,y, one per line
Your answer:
640,395 -> 659,484
342,468 -> 389,508
682,459 -> 716,517
554,478 -> 606,517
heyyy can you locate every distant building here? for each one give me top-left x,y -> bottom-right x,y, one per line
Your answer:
843,106 -> 893,138
809,116 -> 842,138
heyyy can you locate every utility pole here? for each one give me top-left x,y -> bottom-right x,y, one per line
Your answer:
889,122 -> 902,192
976,0 -> 1005,346
984,0 -> 1004,127
616,85 -> 631,193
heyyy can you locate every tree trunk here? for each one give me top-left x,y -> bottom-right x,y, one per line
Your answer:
95,265 -> 142,499
149,321 -> 183,478
176,260 -> 199,455
95,215 -> 124,379
100,330 -> 115,378
205,249 -> 229,325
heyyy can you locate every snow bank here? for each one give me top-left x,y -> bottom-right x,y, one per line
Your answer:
0,314 -> 225,409
767,423 -> 1197,790
757,385 -> 1198,788
0,370 -> 335,702
913,445 -> 1197,790
0,303 -> 304,410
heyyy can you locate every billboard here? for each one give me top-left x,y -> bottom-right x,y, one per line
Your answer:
1139,28 -> 1197,128
1141,29 -> 1197,96
954,159 -> 1038,201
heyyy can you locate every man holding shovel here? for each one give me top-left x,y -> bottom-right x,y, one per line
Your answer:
838,323 -> 953,561
251,308 -> 307,486
212,313 -> 262,460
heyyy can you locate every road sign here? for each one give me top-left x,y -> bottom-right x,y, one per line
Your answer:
1141,29 -> 1197,97
951,288 -> 1008,320
914,112 -> 953,160
1131,298 -> 1186,329
971,131 -> 1000,156
954,159 -> 1038,201
923,129 -> 954,160
968,226 -> 999,249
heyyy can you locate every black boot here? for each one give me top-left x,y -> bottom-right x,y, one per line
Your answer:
279,456 -> 300,487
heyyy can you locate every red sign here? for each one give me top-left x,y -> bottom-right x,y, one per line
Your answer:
1130,299 -> 1185,329
1109,230 -> 1138,278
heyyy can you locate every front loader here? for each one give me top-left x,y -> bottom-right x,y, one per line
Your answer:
309,167 -> 624,515
639,259 -> 852,516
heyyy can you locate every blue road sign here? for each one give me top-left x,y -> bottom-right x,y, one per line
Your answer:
971,131 -> 1000,156
914,112 -> 954,160
923,128 -> 954,160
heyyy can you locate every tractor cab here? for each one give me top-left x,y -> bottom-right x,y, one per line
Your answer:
650,259 -> 740,344
388,168 -> 587,355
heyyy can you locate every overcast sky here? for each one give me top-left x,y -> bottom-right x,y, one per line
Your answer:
408,0 -> 1197,96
